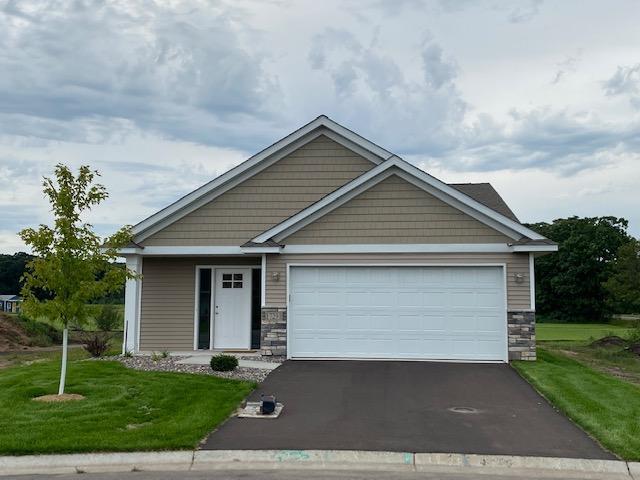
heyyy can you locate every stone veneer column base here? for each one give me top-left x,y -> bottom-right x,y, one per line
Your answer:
508,310 -> 536,361
260,307 -> 287,357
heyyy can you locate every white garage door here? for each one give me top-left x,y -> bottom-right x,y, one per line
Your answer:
288,266 -> 506,361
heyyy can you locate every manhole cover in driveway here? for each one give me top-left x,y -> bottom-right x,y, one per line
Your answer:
448,406 -> 480,414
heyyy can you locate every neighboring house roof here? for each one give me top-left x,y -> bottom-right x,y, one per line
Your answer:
0,295 -> 21,301
449,183 -> 519,223
125,115 -> 554,252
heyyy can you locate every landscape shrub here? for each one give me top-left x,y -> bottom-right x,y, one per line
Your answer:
94,305 -> 122,332
81,305 -> 121,357
210,354 -> 238,371
82,332 -> 110,357
626,324 -> 640,346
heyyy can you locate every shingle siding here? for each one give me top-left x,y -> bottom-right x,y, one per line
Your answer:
282,174 -> 513,244
141,135 -> 374,246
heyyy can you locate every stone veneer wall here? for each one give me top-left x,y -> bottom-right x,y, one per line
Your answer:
260,307 -> 287,357
507,310 -> 536,361
261,307 -> 536,361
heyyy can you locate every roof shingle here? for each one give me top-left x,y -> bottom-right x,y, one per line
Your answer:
448,183 -> 519,223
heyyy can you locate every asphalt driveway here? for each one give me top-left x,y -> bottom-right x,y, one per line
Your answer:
202,361 -> 613,459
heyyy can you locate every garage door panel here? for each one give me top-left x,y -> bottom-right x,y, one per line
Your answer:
345,291 -> 370,306
347,313 -> 393,331
422,291 -> 447,307
477,291 -> 502,307
397,291 -> 423,306
289,266 -> 506,361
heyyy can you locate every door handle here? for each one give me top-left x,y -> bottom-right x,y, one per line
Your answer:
215,305 -> 219,315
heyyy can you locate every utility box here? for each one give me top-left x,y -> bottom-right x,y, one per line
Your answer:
260,394 -> 277,415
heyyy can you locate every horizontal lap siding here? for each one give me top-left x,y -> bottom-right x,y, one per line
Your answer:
141,136 -> 374,246
283,174 -> 512,244
265,253 -> 531,311
139,257 -> 260,351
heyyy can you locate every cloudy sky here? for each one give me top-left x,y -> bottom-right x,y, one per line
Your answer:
1,0 -> 639,254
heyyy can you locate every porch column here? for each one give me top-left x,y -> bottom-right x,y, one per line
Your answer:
123,255 -> 142,354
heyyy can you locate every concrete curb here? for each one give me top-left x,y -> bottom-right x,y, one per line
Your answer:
0,451 -> 193,476
192,450 -> 414,471
416,453 -> 631,477
0,450 -> 635,477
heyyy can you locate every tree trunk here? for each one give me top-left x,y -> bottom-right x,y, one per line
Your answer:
58,327 -> 68,395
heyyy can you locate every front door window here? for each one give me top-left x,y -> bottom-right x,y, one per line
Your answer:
197,268 -> 212,349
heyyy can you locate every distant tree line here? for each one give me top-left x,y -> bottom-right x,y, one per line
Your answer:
527,216 -> 640,322
0,252 -> 125,304
0,252 -> 33,294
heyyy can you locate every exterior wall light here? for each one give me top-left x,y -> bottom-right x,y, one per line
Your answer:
271,272 -> 280,282
514,273 -> 525,284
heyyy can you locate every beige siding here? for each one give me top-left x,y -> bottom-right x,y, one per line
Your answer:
142,136 -> 374,246
283,174 -> 512,244
265,253 -> 531,311
139,256 -> 260,351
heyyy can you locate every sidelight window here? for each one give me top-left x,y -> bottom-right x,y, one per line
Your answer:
197,268 -> 212,349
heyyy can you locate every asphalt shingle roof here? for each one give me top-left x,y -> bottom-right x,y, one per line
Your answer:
448,183 -> 520,223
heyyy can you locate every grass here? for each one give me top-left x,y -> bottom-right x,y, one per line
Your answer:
0,359 -> 254,454
536,323 -> 633,342
32,303 -> 125,332
513,349 -> 640,461
549,343 -> 640,385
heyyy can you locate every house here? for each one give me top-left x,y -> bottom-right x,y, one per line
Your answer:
119,116 -> 557,362
0,295 -> 22,314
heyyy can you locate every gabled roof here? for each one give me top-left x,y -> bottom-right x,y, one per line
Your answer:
131,115 -> 392,242
449,183 -> 519,222
127,115 -> 553,251
0,295 -> 20,301
251,156 -> 546,244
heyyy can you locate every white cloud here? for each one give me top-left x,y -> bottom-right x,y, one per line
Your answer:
0,0 -> 283,149
604,64 -> 640,109
1,0 -> 640,254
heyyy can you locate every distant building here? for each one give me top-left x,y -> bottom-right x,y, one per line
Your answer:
0,295 -> 22,314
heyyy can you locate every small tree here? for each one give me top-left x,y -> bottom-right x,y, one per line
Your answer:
19,164 -> 136,395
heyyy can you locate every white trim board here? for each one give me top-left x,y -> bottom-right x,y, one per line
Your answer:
284,244 -> 527,254
253,158 -> 546,244
118,243 -> 556,256
131,116 -> 390,242
529,253 -> 536,311
134,246 -> 245,256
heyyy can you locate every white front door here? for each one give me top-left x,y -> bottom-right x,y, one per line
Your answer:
213,268 -> 252,349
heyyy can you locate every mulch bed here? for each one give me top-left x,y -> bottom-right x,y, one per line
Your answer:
98,355 -> 272,383
33,393 -> 85,402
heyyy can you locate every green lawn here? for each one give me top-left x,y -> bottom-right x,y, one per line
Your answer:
0,359 -> 254,455
536,323 -> 632,342
31,303 -> 125,331
513,349 -> 640,460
